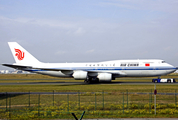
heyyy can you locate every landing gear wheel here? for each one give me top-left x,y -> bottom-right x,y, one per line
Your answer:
96,78 -> 99,83
84,80 -> 89,84
84,78 -> 91,84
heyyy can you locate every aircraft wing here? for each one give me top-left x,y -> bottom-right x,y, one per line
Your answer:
2,64 -> 32,69
33,67 -> 124,75
2,64 -> 125,75
32,67 -> 74,71
2,64 -> 73,72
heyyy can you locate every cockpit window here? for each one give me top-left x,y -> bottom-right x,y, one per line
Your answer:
162,61 -> 166,63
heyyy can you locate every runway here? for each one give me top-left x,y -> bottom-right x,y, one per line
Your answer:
0,81 -> 178,85
0,77 -> 177,85
0,81 -> 84,85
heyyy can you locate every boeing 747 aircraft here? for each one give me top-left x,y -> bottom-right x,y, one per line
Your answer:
2,42 -> 177,83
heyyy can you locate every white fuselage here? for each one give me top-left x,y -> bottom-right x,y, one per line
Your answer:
27,59 -> 176,78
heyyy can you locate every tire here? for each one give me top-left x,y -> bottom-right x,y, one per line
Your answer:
84,80 -> 88,84
84,80 -> 91,84
96,78 -> 99,83
84,78 -> 91,84
168,80 -> 171,83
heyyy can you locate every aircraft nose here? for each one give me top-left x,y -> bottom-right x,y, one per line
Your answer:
171,65 -> 177,69
167,64 -> 177,71
167,63 -> 175,68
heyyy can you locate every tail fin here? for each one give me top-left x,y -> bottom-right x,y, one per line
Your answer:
8,42 -> 40,64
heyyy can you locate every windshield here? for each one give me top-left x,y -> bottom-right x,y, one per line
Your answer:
162,61 -> 166,63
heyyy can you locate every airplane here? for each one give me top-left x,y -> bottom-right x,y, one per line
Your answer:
2,42 -> 178,83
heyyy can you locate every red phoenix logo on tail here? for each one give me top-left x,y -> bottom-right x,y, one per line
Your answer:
15,49 -> 25,60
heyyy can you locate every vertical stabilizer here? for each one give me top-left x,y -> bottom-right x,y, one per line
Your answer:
8,42 -> 40,64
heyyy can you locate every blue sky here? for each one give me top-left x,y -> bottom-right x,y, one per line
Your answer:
1,0 -> 178,70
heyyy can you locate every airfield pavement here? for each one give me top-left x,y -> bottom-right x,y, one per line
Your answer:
0,81 -> 178,85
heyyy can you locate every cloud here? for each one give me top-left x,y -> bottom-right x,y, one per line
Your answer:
55,51 -> 66,55
86,49 -> 95,53
0,16 -> 78,30
100,0 -> 178,13
14,18 -> 77,29
164,46 -> 172,51
74,27 -> 86,36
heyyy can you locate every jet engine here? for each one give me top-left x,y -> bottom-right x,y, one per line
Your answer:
97,73 -> 112,81
72,71 -> 88,80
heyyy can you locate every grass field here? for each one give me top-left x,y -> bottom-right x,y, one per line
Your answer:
0,74 -> 178,119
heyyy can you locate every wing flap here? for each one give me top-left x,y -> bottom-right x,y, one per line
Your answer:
33,67 -> 125,75
33,67 -> 73,71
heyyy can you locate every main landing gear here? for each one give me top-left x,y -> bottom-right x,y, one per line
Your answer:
84,77 -> 99,84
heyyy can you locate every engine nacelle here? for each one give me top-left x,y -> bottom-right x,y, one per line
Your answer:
72,71 -> 87,80
97,73 -> 112,81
